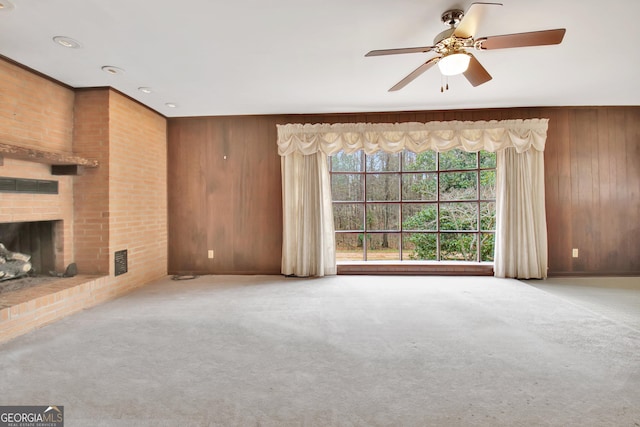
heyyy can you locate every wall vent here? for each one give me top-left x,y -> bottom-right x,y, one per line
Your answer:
0,177 -> 59,194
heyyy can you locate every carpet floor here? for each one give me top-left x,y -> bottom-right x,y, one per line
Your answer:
0,275 -> 639,426
524,277 -> 640,332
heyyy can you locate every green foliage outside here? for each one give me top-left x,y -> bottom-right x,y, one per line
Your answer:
330,149 -> 497,262
402,203 -> 495,261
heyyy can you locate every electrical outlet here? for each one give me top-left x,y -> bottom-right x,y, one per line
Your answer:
208,250 -> 214,259
572,248 -> 579,258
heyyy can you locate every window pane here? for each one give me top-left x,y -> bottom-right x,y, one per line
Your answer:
402,173 -> 437,201
439,150 -> 477,170
366,152 -> 400,172
333,203 -> 364,231
440,233 -> 477,261
439,202 -> 478,231
366,174 -> 400,201
403,233 -> 437,260
404,151 -> 436,171
480,170 -> 496,199
480,151 -> 496,169
366,233 -> 400,261
366,203 -> 399,231
480,233 -> 495,262
331,151 -> 363,172
331,174 -> 363,201
331,148 -> 495,264
402,204 -> 437,231
440,172 -> 478,200
480,202 -> 496,231
335,233 -> 363,261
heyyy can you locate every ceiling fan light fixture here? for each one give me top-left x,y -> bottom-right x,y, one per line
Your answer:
437,52 -> 471,76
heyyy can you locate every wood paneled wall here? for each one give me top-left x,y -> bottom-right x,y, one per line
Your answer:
167,106 -> 640,276
168,116 -> 283,274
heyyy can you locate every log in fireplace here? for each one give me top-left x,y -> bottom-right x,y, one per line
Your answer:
0,221 -> 60,277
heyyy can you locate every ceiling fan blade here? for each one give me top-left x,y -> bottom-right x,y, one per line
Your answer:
454,2 -> 503,39
477,28 -> 566,50
365,46 -> 435,57
389,57 -> 439,91
463,54 -> 492,87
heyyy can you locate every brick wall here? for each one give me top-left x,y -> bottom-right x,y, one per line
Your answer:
0,59 -> 74,152
73,90 -> 111,274
72,88 -> 168,285
0,58 -> 168,282
108,90 -> 167,286
0,59 -> 76,270
1,58 -> 168,343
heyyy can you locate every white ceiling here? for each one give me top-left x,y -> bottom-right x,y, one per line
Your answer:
1,0 -> 639,117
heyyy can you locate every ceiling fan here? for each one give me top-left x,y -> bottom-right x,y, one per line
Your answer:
365,2 -> 566,92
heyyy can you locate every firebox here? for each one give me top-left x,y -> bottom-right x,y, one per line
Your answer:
0,221 -> 61,275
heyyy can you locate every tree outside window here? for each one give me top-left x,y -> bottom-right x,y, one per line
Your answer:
330,149 -> 496,262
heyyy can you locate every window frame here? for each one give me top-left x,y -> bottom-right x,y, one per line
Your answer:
330,149 -> 496,262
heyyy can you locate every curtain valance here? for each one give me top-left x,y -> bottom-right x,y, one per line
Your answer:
277,119 -> 548,156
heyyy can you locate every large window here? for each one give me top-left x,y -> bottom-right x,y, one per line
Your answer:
329,149 -> 496,262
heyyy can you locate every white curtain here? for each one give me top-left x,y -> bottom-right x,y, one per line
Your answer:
277,119 -> 549,278
281,151 -> 336,276
495,148 -> 548,278
277,120 -> 547,156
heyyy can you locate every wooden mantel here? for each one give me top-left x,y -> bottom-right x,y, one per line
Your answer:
0,142 -> 99,172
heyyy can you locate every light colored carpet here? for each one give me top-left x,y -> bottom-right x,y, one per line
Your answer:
523,277 -> 640,332
1,275 -> 639,426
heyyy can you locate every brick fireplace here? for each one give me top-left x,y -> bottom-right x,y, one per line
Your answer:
0,58 -> 168,343
0,154 -> 88,342
0,158 -> 74,272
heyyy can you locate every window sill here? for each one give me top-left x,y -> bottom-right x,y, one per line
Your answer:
337,261 -> 494,276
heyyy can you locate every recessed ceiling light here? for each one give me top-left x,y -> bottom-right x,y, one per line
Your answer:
165,103 -> 178,108
101,65 -> 125,75
53,36 -> 82,49
0,0 -> 15,12
138,87 -> 153,94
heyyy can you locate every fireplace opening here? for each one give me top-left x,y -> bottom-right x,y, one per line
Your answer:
0,221 -> 60,276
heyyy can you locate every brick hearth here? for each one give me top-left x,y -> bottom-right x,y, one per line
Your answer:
0,276 -> 107,344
